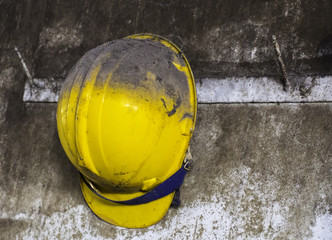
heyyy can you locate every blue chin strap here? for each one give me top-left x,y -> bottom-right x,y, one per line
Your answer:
80,158 -> 193,206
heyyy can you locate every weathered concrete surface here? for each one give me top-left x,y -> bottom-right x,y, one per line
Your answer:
1,103 -> 331,239
1,0 -> 332,239
1,0 -> 332,80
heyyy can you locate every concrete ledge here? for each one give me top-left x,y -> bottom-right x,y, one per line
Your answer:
197,76 -> 332,103
23,76 -> 332,103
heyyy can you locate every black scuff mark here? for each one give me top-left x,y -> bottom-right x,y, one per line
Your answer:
180,113 -> 193,122
299,77 -> 317,97
156,75 -> 162,83
161,96 -> 182,117
114,171 -> 131,176
167,107 -> 177,117
199,78 -> 203,87
161,98 -> 168,110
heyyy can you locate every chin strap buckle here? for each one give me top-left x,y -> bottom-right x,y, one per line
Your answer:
183,146 -> 193,171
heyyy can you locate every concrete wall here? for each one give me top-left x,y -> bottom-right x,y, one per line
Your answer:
2,0 -> 332,79
1,0 -> 331,239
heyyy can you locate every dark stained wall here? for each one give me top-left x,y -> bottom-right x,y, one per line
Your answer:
1,0 -> 332,79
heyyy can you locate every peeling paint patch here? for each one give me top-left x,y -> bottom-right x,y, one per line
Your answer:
311,212 -> 332,239
23,78 -> 64,102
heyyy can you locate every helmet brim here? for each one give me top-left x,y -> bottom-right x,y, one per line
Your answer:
79,175 -> 175,228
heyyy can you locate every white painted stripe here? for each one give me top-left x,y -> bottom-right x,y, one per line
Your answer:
23,78 -> 63,102
197,76 -> 332,103
23,76 -> 332,103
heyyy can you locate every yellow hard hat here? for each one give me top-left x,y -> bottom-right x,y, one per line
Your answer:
56,34 -> 197,228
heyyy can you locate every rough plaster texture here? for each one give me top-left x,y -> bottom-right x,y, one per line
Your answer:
1,0 -> 332,80
1,103 -> 331,239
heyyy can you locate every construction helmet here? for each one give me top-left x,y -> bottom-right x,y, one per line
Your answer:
56,34 -> 197,228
